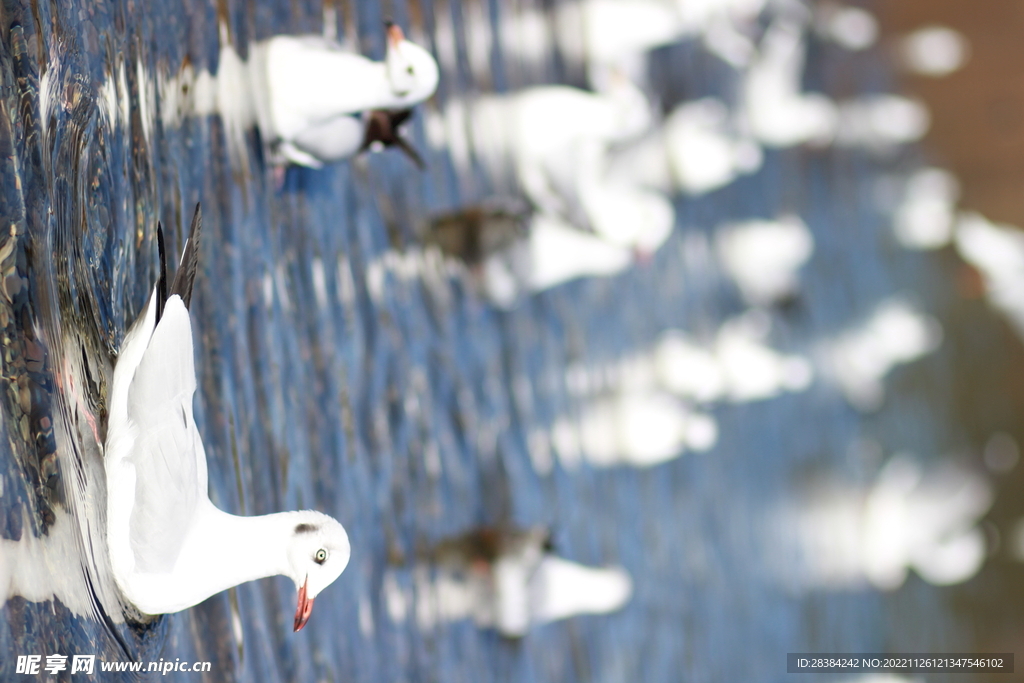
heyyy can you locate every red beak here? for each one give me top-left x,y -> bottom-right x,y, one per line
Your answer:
293,578 -> 315,632
386,23 -> 405,49
633,247 -> 654,265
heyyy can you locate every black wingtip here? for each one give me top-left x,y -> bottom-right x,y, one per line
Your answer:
360,109 -> 427,170
389,108 -> 414,128
394,133 -> 426,170
170,203 -> 202,309
156,223 -> 168,324
389,110 -> 425,169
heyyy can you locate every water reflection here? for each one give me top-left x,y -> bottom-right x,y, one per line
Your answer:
1,509 -> 92,615
0,17 -> 158,665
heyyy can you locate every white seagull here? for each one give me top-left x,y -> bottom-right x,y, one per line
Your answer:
104,204 -> 350,631
257,23 -> 439,159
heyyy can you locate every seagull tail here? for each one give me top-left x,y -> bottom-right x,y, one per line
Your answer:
156,223 -> 169,324
171,202 -> 203,309
394,134 -> 426,170
359,110 -> 426,170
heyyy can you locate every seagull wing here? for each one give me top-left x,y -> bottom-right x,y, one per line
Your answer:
125,296 -> 207,574
171,203 -> 202,309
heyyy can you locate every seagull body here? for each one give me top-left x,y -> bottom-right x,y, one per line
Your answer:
714,214 -> 814,305
479,213 -> 636,307
502,82 -> 652,176
461,82 -> 674,259
274,113 -> 364,168
466,80 -> 652,212
104,206 -> 350,630
742,19 -> 838,147
257,25 -> 438,157
425,206 -> 639,307
513,213 -> 635,295
862,456 -> 990,589
578,390 -> 718,467
274,109 -> 425,169
576,178 -> 674,254
424,201 -> 531,266
609,98 -> 764,196
556,0 -> 685,67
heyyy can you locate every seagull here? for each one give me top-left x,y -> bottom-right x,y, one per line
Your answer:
452,78 -> 674,258
467,77 -> 653,210
741,19 -> 838,147
608,98 -> 764,196
429,526 -> 632,638
104,204 -> 350,631
423,199 -> 531,266
274,108 -> 426,169
258,23 -> 439,154
422,205 -> 636,308
522,213 -> 635,293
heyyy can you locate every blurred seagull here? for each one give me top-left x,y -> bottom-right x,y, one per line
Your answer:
451,77 -> 673,261
608,98 -> 763,196
504,213 -> 636,294
424,199 -> 532,266
465,75 -> 653,215
577,390 -> 719,466
258,23 -> 439,157
714,214 -> 814,306
431,526 -> 632,638
741,19 -> 838,147
424,205 -> 638,308
104,204 -> 350,631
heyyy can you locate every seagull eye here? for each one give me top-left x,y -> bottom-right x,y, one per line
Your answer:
315,549 -> 328,564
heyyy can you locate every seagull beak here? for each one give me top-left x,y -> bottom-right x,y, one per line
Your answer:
293,577 -> 315,632
633,247 -> 654,265
386,22 -> 405,49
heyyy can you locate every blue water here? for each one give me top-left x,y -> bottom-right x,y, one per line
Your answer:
0,1 -> 1011,681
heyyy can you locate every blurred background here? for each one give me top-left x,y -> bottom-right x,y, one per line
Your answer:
1,0 -> 1024,681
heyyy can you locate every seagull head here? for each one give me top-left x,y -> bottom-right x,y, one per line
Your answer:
286,511 -> 351,631
383,22 -> 440,103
